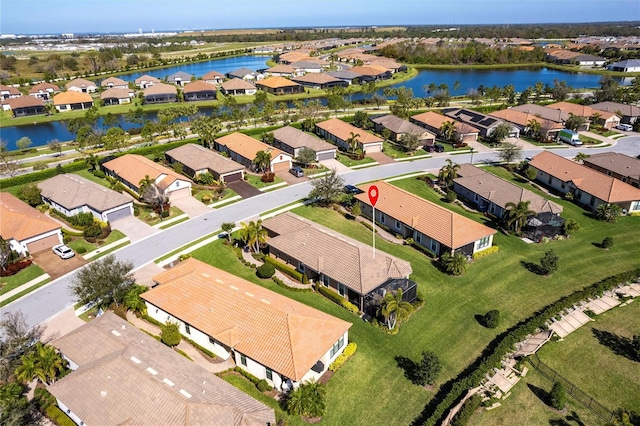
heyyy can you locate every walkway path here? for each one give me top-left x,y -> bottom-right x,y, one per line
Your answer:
240,249 -> 313,290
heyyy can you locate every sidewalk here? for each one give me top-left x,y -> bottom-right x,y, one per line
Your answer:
0,273 -> 50,304
240,249 -> 313,290
579,130 -> 617,146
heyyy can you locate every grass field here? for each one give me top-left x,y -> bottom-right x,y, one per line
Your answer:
185,166 -> 640,425
0,264 -> 46,293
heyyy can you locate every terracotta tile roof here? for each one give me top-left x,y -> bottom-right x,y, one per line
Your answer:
289,59 -> 330,69
49,312 -> 275,426
143,258 -> 351,381
371,114 -> 435,137
166,144 -> 245,175
100,76 -> 128,87
263,213 -> 412,294
272,126 -> 336,152
220,78 -> 256,91
349,65 -> 389,76
315,118 -> 383,146
168,71 -> 193,81
529,151 -> 640,203
134,74 -> 160,84
65,78 -> 96,90
0,192 -> 60,242
0,84 -> 21,96
99,87 -> 133,100
182,80 -> 217,93
454,164 -> 563,214
355,181 -> 496,249
143,82 -> 178,96
38,174 -> 131,213
28,82 -> 59,94
489,109 -> 564,131
583,152 -> 640,181
255,76 -> 301,89
7,96 -> 45,109
411,111 -> 480,135
202,70 -> 225,80
265,65 -> 296,74
102,154 -> 191,191
53,91 -> 93,105
291,73 -> 342,85
510,104 -> 567,123
215,132 -> 288,162
368,58 -> 403,70
590,101 -> 640,117
547,101 -> 617,121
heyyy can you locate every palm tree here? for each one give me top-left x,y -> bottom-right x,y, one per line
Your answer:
239,220 -> 267,253
590,112 -> 602,129
504,200 -> 536,234
346,131 -> 360,154
439,120 -> 456,141
573,152 -> 590,163
440,252 -> 468,276
437,159 -> 460,188
138,175 -> 154,195
594,203 -> 622,222
285,380 -> 326,418
526,119 -> 542,140
36,344 -> 65,385
378,288 -> 413,330
253,150 -> 272,173
15,354 -> 40,384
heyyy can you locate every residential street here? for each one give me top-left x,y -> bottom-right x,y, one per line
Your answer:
3,136 -> 640,330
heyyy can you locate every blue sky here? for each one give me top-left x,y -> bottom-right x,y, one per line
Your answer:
1,0 -> 639,34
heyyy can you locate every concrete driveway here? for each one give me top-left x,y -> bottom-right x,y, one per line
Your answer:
227,180 -> 262,199
367,151 -> 395,165
31,250 -> 87,281
276,169 -> 307,185
320,158 -> 351,173
171,196 -> 210,217
110,216 -> 160,243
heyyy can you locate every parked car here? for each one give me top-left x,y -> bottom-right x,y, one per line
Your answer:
344,185 -> 363,194
616,123 -> 633,131
52,244 -> 75,259
426,144 -> 445,153
289,166 -> 304,177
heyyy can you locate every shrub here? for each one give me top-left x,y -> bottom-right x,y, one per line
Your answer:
451,393 -> 482,426
32,161 -> 49,171
482,310 -> 500,329
539,249 -> 558,275
329,342 -> 357,372
0,259 -> 33,277
256,379 -> 272,392
525,166 -> 537,181
549,381 -> 566,410
563,219 -> 580,236
256,262 -> 275,279
285,380 -> 326,417
17,183 -> 42,207
263,256 -> 303,282
601,236 -> 614,249
160,321 -> 181,347
92,169 -> 106,178
83,223 -> 102,239
445,190 -> 457,203
261,172 -> 275,183
71,212 -> 95,228
473,246 -> 499,260
201,194 -> 212,204
317,285 -> 359,314
178,254 -> 192,261
75,246 -> 87,254
161,210 -> 170,218
414,351 -> 442,386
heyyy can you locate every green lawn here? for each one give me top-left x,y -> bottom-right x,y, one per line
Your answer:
137,206 -> 185,226
579,134 -> 601,145
336,153 -> 376,167
67,229 -> 127,254
0,264 -> 46,294
72,169 -> 112,188
193,187 -> 238,204
382,141 -> 428,159
219,373 -> 288,422
244,174 -> 285,189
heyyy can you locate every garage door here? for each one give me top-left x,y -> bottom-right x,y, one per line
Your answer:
508,131 -> 519,138
461,134 -> 478,142
106,206 -> 132,223
316,151 -> 336,161
272,161 -> 290,173
26,234 -> 60,254
168,187 -> 191,202
363,144 -> 382,153
222,171 -> 243,183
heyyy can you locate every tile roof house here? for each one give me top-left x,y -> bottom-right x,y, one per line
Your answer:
547,101 -> 619,129
290,73 -> 349,90
100,87 -> 135,105
271,126 -> 337,161
167,71 -> 194,86
5,96 -> 46,117
202,70 -> 225,84
134,74 -> 161,89
315,118 -> 383,153
220,78 -> 257,96
38,174 -> 134,223
355,181 -> 497,257
48,311 -> 276,426
528,151 -> 640,213
102,154 -> 193,201
165,143 -> 245,183
590,101 -> 640,125
255,76 -> 303,95
326,70 -> 361,84
582,152 -> 640,188
100,76 -> 128,89
263,64 -> 298,77
444,108 -> 519,138
143,82 -> 177,104
226,68 -> 260,81
607,58 -> 640,73
65,78 -> 97,93
510,103 -> 591,130
411,111 -> 480,142
28,82 -> 60,100
53,91 -> 94,112
182,80 -> 217,101
489,108 -> 564,141
370,114 -> 436,147
0,84 -> 21,100
288,59 -> 330,73
0,192 -> 62,255
214,132 -> 292,173
263,212 -> 415,314
143,258 -> 352,391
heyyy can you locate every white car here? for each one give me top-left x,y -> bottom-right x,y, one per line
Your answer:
52,244 -> 75,259
616,123 -> 633,131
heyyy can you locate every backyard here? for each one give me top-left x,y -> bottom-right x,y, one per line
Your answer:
186,170 -> 640,425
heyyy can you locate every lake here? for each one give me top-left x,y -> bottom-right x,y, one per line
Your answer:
1,57 -> 614,150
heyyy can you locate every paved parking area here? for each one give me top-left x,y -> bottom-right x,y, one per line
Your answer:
31,250 -> 87,280
111,216 -> 159,243
171,196 -> 210,217
41,306 -> 84,342
227,180 -> 262,199
367,151 -> 394,165
320,158 -> 351,173
276,169 -> 307,185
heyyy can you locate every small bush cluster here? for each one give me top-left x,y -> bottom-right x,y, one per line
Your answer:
232,246 -> 257,269
0,259 -> 33,277
472,246 -> 500,260
92,169 -> 106,179
182,336 -> 217,359
329,342 -> 357,372
450,393 -> 482,426
601,236 -> 614,249
160,321 -> 181,347
271,276 -> 312,293
318,285 -> 359,314
256,262 -> 275,279
178,254 -> 192,261
261,172 -> 275,183
160,210 -> 170,218
549,382 -> 566,410
75,247 -> 87,254
481,310 -> 500,329
233,366 -> 273,392
263,256 -> 303,281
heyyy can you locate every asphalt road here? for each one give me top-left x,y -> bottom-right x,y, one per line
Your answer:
4,137 -> 640,330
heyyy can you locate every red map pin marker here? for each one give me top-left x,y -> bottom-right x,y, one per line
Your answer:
368,185 -> 379,207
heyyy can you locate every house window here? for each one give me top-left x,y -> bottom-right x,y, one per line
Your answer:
474,193 -> 479,202
322,275 -> 330,287
240,354 -> 247,366
338,283 -> 346,296
630,201 -> 640,211
561,183 -> 565,190
395,219 -> 401,231
266,367 -> 273,381
330,335 -> 345,358
489,204 -> 496,214
548,175 -> 553,185
430,239 -> 439,253
477,236 -> 491,250
298,262 -> 305,273
185,324 -> 191,335
589,196 -> 596,206
415,233 -> 422,243
209,336 -> 216,345
380,212 -> 385,224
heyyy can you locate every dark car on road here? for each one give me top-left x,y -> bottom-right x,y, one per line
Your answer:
344,185 -> 364,194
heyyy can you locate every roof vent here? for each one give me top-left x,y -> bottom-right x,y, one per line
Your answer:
215,279 -> 224,284
162,378 -> 175,387
261,299 -> 271,304
230,285 -> 239,291
130,356 -> 141,364
111,330 -> 121,337
146,367 -> 158,375
245,292 -> 254,297
101,391 -> 107,397
201,273 -> 210,278
179,389 -> 192,399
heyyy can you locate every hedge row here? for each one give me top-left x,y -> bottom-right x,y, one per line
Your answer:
182,335 -> 217,360
263,256 -> 304,282
233,366 -> 273,392
0,159 -> 86,189
472,246 -> 500,260
317,285 -> 359,314
272,276 -> 313,293
422,268 -> 640,426
329,342 -> 357,372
